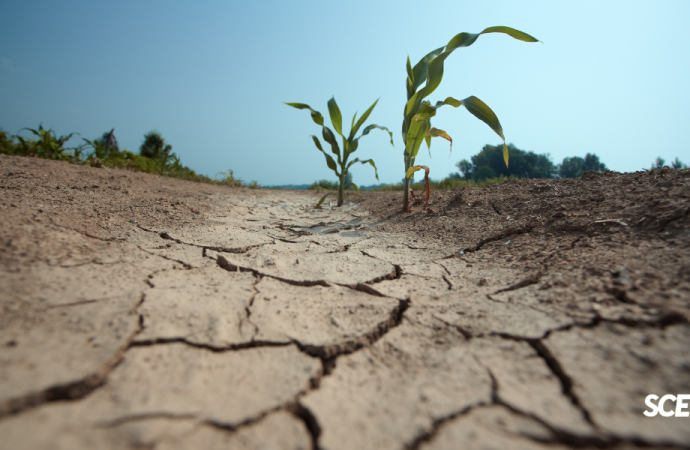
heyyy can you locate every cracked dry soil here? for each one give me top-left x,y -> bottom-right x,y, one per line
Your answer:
1,154 -> 689,450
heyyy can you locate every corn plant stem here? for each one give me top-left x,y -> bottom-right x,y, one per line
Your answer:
403,157 -> 412,212
338,172 -> 345,207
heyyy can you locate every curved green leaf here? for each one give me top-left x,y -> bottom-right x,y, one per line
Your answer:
460,96 -> 508,167
316,193 -> 333,207
347,183 -> 360,195
350,98 -> 379,139
460,96 -> 505,141
327,97 -> 343,136
359,124 -> 394,147
284,102 -> 324,126
406,55 -> 413,83
347,138 -> 359,157
321,126 -> 341,163
311,135 -> 339,174
422,51 -> 452,99
347,157 -> 379,181
424,27 -> 540,101
411,46 -> 444,93
405,164 -> 427,179
446,26 -> 540,52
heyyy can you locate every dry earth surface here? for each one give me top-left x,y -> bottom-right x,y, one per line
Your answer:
1,153 -> 689,450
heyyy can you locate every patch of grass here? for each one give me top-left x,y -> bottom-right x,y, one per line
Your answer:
0,125 -> 252,186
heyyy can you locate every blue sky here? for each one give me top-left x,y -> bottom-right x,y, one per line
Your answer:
1,1 -> 689,186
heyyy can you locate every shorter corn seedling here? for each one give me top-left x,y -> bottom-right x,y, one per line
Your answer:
285,97 -> 393,206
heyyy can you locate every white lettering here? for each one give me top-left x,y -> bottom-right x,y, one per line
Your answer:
644,394 -> 659,417
676,395 -> 690,418
659,394 -> 677,417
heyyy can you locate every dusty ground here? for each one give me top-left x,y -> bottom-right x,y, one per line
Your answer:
1,153 -> 689,450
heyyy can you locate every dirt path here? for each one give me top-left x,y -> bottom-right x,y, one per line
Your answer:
1,154 -> 689,449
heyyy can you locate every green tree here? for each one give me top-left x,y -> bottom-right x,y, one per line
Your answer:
559,156 -> 585,178
582,153 -> 607,172
651,157 -> 666,170
458,143 -> 557,180
140,130 -> 172,161
671,157 -> 687,169
455,159 -> 473,180
474,165 -> 496,181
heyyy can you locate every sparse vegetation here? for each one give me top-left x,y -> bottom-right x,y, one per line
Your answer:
1,125 -> 217,184
651,156 -> 687,170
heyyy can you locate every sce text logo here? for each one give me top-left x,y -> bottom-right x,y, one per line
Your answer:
644,394 -> 690,417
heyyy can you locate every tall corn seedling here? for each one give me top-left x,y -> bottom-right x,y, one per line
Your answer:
402,27 -> 539,211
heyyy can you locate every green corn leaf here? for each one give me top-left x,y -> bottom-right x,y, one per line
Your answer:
423,27 -> 539,101
460,95 -> 508,167
359,124 -> 394,146
347,157 -> 379,181
405,165 -> 424,179
460,96 -> 505,141
347,183 -> 360,195
405,115 -> 431,160
321,126 -> 342,163
411,46 -> 444,93
316,193 -> 333,207
351,112 -> 357,132
406,55 -> 413,83
422,51 -> 453,99
481,26 -> 540,43
284,102 -> 324,126
350,98 -> 379,139
311,135 -> 339,174
347,138 -> 359,157
20,127 -> 41,138
406,95 -> 506,163
327,97 -> 343,136
446,26 -> 540,52
405,90 -> 425,117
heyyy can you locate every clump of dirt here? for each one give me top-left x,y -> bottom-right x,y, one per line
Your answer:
355,168 -> 690,319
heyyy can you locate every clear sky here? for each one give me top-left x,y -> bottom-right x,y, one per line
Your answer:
1,1 -> 689,186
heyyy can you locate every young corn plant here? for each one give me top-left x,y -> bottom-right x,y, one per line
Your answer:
15,124 -> 80,161
285,97 -> 393,206
402,26 -> 540,212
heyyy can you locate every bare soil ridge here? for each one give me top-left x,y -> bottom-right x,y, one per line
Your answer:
1,154 -> 689,449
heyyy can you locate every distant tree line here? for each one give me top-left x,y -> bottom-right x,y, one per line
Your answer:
651,156 -> 687,170
452,143 -> 608,181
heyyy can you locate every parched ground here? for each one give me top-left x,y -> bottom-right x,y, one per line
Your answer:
1,153 -> 689,450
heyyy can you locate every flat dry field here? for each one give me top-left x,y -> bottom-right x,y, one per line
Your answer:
1,154 -> 689,449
